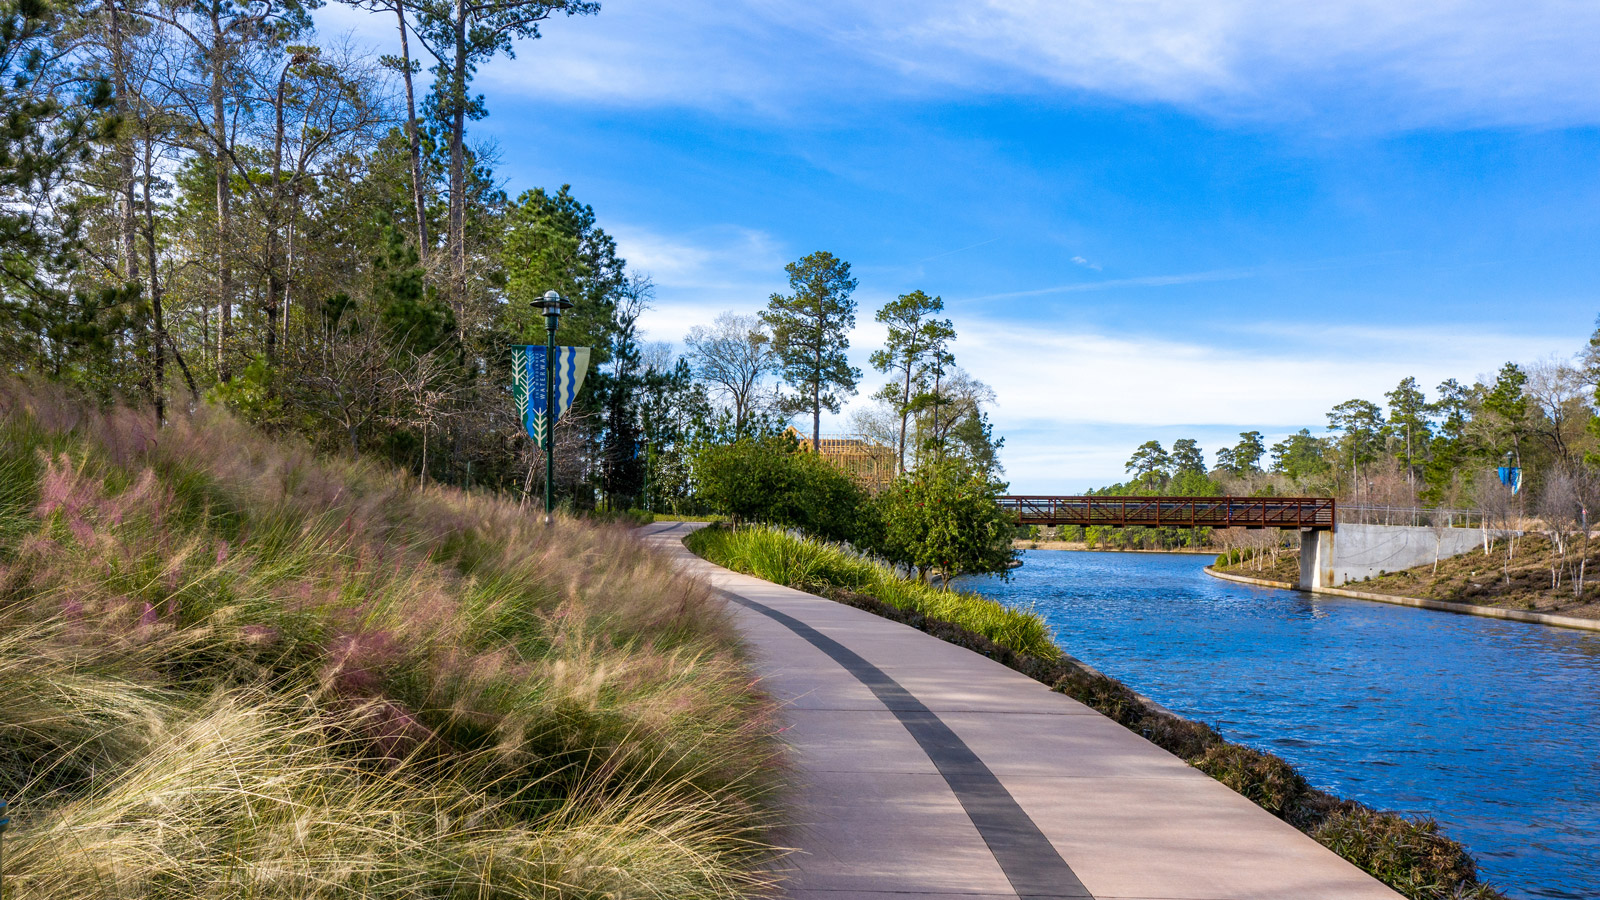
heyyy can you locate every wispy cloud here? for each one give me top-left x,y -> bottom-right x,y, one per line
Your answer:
409,0 -> 1600,129
816,317 -> 1578,491
618,223 -> 790,343
961,265 -> 1261,302
919,237 -> 1002,263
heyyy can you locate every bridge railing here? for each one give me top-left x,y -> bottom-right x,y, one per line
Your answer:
997,496 -> 1336,530
1337,505 -> 1486,528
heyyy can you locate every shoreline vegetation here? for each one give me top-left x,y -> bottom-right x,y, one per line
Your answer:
1215,535 -> 1600,622
1015,539 -> 1218,555
0,382 -> 781,899
687,523 -> 1508,900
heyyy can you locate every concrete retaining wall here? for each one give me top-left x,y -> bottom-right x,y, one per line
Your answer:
1328,523 -> 1495,586
1205,566 -> 1600,633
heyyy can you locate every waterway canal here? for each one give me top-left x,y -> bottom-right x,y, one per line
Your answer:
958,549 -> 1600,899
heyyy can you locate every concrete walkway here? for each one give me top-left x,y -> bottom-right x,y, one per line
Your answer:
640,523 -> 1402,900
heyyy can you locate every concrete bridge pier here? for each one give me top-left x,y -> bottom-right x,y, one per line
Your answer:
1299,528 -> 1335,591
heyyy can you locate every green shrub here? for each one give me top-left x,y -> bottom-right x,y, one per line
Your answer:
877,460 -> 1015,581
693,437 -> 878,546
686,524 -> 1058,659
1314,809 -> 1499,900
1193,744 -> 1310,817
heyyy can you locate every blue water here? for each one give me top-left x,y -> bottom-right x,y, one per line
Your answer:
957,550 -> 1600,899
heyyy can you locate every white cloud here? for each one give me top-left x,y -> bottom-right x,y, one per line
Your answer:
625,230 -> 1580,491
447,0 -> 1600,129
616,223 -> 790,343
832,318 -> 1576,492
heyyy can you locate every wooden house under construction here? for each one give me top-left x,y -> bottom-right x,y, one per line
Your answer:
790,430 -> 898,493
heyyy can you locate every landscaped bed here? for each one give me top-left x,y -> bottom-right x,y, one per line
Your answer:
687,522 -> 1508,900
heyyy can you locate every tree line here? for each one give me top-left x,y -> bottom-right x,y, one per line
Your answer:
1114,331 -> 1597,510
680,251 -> 1014,582
1102,329 -> 1600,582
0,0 -> 1012,576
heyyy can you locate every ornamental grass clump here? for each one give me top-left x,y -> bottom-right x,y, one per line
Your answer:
685,524 -> 1058,660
0,378 -> 782,899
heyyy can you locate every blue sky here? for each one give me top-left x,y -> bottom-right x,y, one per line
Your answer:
318,0 -> 1599,491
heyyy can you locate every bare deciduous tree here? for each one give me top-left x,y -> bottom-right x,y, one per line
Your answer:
1474,470 -> 1518,583
685,311 -> 779,436
1525,358 -> 1587,465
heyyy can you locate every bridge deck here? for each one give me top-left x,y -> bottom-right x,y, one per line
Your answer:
999,495 -> 1336,530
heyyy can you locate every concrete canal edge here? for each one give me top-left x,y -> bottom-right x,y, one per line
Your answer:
1205,566 -> 1600,634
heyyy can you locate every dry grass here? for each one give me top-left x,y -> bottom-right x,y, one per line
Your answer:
0,378 -> 782,899
1217,535 -> 1600,620
1353,534 -> 1600,619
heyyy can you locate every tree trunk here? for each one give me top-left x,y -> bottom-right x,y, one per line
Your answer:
106,0 -> 139,285
265,69 -> 288,364
140,137 -> 166,422
447,0 -> 467,309
898,357 -> 911,474
396,0 -> 429,267
210,9 -> 233,379
811,338 -> 822,451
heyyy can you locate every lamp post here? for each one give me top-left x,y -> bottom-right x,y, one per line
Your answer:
532,290 -> 573,523
1,797 -> 9,900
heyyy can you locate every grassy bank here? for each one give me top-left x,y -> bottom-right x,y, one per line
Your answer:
685,525 -> 1059,659
685,524 -> 1506,900
0,379 -> 780,899
1339,535 -> 1600,620
1217,537 -> 1600,621
1214,549 -> 1300,584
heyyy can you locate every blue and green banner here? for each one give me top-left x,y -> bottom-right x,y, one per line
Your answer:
512,345 -> 591,449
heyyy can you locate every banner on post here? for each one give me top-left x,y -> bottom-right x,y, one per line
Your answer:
512,345 -> 591,449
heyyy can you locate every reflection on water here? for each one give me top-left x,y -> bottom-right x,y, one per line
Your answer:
958,550 -> 1600,900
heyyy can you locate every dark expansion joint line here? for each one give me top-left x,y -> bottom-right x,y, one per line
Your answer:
714,587 -> 1093,900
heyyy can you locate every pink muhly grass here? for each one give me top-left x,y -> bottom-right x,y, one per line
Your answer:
35,453 -> 99,525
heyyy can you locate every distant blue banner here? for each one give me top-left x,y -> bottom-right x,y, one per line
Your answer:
512,345 -> 590,449
1497,466 -> 1522,495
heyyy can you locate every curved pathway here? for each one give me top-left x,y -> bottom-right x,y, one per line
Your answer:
640,523 -> 1401,900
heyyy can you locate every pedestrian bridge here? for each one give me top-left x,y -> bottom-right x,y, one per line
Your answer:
998,495 -> 1336,531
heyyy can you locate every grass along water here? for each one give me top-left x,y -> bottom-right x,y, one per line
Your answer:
685,524 -> 1059,659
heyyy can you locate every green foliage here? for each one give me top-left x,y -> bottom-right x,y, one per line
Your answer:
0,0 -> 124,385
1386,377 -> 1432,475
1125,439 -> 1169,488
1215,430 -> 1265,475
1170,437 -> 1206,475
685,524 -> 1057,659
1168,467 -> 1221,496
877,459 -> 1016,581
205,356 -> 282,422
1313,811 -> 1501,900
1270,428 -> 1331,483
761,251 -> 861,442
870,289 -> 954,471
373,223 -> 455,357
500,184 -> 624,356
691,435 -> 876,546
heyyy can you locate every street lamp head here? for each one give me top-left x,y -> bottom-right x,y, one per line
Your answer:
532,290 -> 574,313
